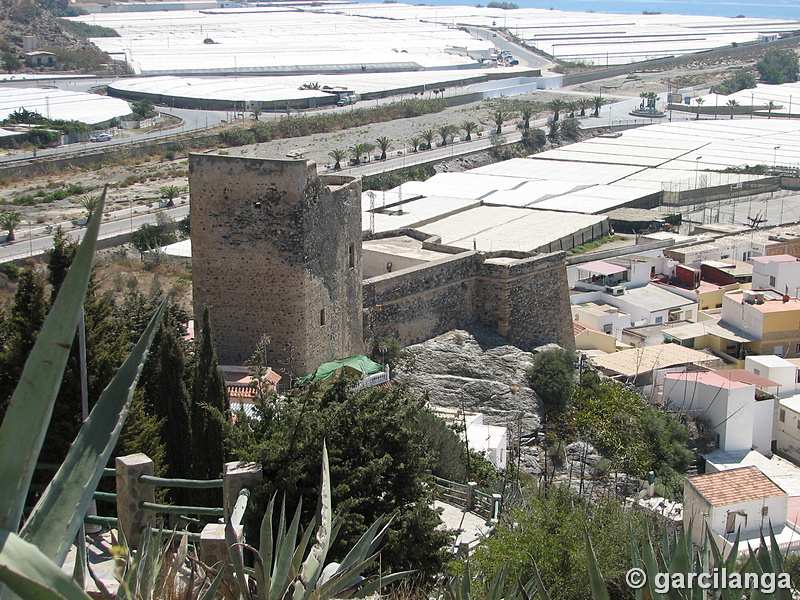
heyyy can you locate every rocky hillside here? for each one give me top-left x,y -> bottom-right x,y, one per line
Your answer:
394,328 -> 543,435
0,0 -> 108,68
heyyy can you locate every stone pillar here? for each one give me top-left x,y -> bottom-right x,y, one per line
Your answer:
222,461 -> 262,522
466,482 -> 478,511
116,453 -> 155,549
200,522 -> 242,586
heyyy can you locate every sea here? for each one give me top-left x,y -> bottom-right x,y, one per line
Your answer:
389,0 -> 800,21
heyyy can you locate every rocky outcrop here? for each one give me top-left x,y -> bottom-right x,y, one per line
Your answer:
0,0 -> 104,59
394,328 -> 543,435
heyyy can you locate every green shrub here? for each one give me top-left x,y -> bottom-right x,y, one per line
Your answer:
528,347 -> 575,413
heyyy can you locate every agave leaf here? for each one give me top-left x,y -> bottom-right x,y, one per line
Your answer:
0,528 -> 91,600
350,570 -> 414,599
641,528 -> 666,600
336,516 -> 389,575
584,528 -> 609,600
461,560 -> 471,600
289,517 -> 316,599
294,443 -> 333,600
20,296 -> 167,565
72,523 -> 87,589
487,566 -> 507,600
199,560 -> 228,600
527,555 -> 552,600
260,493 -> 276,586
628,523 -> 642,600
317,552 -> 382,599
0,190 -> 105,534
225,521 -> 248,600
270,500 -> 302,600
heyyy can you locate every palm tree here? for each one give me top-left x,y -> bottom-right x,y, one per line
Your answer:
695,97 -> 705,119
461,121 -> 478,141
547,99 -> 567,122
518,103 -> 535,129
375,136 -> 392,160
767,100 -> 776,118
250,106 -> 262,121
349,143 -> 367,165
78,195 -> 100,221
0,210 -> 22,242
567,101 -> 578,118
727,99 -> 739,120
362,143 -> 376,162
159,185 -> 183,203
328,148 -> 346,170
437,124 -> 457,146
421,129 -> 436,149
591,96 -> 605,117
577,97 -> 592,117
547,119 -> 560,140
491,107 -> 512,134
640,91 -> 658,110
409,137 -> 422,152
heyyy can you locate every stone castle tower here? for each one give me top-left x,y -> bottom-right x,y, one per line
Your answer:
189,154 -> 363,376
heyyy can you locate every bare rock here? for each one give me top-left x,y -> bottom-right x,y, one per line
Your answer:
395,328 -> 542,435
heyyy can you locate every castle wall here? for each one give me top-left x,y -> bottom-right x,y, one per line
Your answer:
478,253 -> 576,351
190,154 -> 362,375
363,252 -> 479,347
363,250 -> 575,352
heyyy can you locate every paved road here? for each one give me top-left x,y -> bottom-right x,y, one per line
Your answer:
467,26 -> 552,70
0,203 -> 189,263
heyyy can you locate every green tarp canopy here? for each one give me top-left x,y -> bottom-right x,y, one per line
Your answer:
297,355 -> 383,385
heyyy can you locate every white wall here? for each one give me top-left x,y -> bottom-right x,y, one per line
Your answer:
664,377 -> 755,452
722,293 -> 764,337
777,399 -> 800,463
752,397 -> 776,456
752,260 -> 800,294
746,355 -> 799,396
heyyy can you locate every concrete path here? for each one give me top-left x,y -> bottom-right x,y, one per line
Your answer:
434,500 -> 493,550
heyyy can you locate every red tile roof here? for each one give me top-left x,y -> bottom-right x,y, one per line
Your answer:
688,466 -> 786,507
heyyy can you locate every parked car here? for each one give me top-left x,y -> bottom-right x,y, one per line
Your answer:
90,133 -> 112,142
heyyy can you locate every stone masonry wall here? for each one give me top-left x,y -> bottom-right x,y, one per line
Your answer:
478,253 -> 576,352
363,250 -> 574,352
190,154 -> 362,375
363,252 -> 479,348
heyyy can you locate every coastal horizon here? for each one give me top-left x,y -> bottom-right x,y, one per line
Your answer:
370,0 -> 800,21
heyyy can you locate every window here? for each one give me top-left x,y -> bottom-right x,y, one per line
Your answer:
726,512 -> 736,534
795,418 -> 800,430
743,251 -> 751,261
762,506 -> 769,517
780,409 -> 786,423
774,345 -> 784,356
655,316 -> 663,324
685,310 -> 693,320
770,276 -> 776,287
348,243 -> 355,268
603,324 -> 613,334
726,343 -> 738,355
754,368 -> 761,375
319,309 -> 326,326
796,344 -> 800,355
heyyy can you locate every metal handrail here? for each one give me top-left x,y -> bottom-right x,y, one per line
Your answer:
139,501 -> 224,517
138,475 -> 223,489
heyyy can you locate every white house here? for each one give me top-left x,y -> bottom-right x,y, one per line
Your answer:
571,283 -> 697,329
464,413 -> 508,470
751,255 -> 800,296
745,355 -> 800,397
571,302 -> 631,340
684,466 -> 791,552
663,370 -> 778,455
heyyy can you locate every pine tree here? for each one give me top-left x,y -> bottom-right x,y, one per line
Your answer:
190,307 -> 229,494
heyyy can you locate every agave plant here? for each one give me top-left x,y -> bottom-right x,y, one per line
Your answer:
0,186 -> 168,600
225,442 -> 412,600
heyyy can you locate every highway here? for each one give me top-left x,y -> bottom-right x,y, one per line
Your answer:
0,203 -> 189,263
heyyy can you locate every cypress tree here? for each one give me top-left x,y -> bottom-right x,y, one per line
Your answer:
145,324 -> 192,489
0,266 -> 47,419
190,307 -> 229,496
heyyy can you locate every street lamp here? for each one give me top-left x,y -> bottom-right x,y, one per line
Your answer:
774,145 -> 781,168
695,156 -> 703,190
